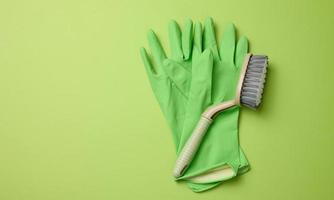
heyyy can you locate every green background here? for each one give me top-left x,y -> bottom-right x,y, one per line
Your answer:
0,0 -> 333,199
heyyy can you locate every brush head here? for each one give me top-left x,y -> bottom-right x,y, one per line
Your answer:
240,55 -> 268,109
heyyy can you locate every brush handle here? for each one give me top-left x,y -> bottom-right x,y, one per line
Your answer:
173,116 -> 212,178
173,100 -> 237,178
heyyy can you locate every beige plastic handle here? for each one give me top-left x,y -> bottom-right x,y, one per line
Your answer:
173,100 -> 237,178
173,116 -> 212,178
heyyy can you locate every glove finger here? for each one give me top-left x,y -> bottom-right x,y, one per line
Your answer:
189,49 -> 213,114
235,36 -> 249,69
163,59 -> 191,96
140,47 -> 164,77
147,30 -> 167,66
219,23 -> 236,65
182,19 -> 193,60
203,17 -> 220,61
192,22 -> 202,58
169,20 -> 183,61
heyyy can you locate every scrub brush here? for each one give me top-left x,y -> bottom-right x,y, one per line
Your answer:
173,54 -> 268,178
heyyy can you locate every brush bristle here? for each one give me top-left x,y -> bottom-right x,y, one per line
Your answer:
240,55 -> 268,109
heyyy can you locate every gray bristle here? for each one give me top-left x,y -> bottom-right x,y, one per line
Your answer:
240,55 -> 268,109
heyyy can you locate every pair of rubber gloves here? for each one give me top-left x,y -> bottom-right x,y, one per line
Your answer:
140,18 -> 250,192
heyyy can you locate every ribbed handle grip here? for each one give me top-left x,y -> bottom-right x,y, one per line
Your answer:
173,116 -> 212,178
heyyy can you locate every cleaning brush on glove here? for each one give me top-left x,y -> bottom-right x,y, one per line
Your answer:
173,53 -> 268,178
